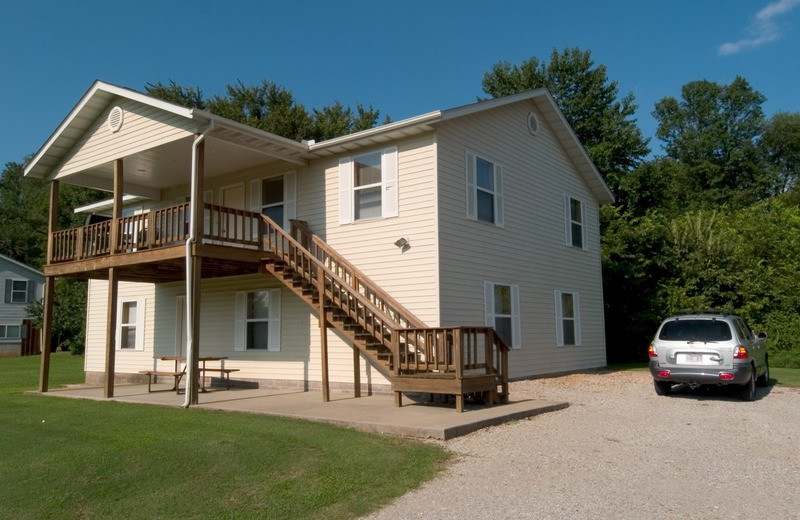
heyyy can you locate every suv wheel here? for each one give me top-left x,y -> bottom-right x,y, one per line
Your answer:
756,357 -> 770,387
654,380 -> 672,396
740,372 -> 756,401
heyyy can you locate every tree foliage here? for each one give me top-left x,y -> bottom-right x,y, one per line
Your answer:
482,47 -> 650,191
653,76 -> 772,207
146,79 -> 385,142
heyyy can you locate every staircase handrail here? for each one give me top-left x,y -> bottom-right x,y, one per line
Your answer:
260,215 -> 406,353
290,220 -> 427,330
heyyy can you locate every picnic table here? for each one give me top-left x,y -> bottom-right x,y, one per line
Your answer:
139,356 -> 239,393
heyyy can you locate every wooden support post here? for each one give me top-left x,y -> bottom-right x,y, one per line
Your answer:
110,159 -> 123,253
317,265 -> 330,402
39,181 -> 59,393
104,267 -> 118,398
353,347 -> 361,398
38,276 -> 55,392
187,256 -> 201,405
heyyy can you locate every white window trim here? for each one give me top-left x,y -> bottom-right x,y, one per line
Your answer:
234,288 -> 282,352
555,290 -> 581,347
466,151 -> 504,227
116,298 -> 145,351
0,324 -> 21,339
250,171 -> 297,229
339,146 -> 398,224
484,281 -> 521,349
565,195 -> 587,250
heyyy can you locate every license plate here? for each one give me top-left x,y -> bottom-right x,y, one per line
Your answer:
685,353 -> 702,363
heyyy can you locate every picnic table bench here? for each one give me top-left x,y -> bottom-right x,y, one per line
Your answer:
140,356 -> 240,392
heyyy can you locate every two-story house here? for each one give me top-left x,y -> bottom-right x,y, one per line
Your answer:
25,81 -> 613,410
0,254 -> 44,356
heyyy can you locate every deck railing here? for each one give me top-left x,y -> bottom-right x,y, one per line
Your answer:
48,202 -> 266,263
392,327 -> 509,384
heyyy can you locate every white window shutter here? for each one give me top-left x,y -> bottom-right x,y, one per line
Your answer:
554,291 -> 564,347
511,284 -> 520,349
284,171 -> 297,228
234,292 -> 246,351
483,281 -> 494,327
135,298 -> 145,351
4,279 -> 10,304
564,195 -> 572,246
381,146 -> 399,218
466,153 -> 477,220
494,164 -> 504,227
339,158 -> 353,224
250,179 -> 262,212
268,288 -> 281,351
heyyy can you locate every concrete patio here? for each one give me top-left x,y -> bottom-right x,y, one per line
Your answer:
40,383 -> 568,440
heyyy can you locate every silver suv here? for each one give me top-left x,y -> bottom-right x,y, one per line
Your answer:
648,311 -> 769,401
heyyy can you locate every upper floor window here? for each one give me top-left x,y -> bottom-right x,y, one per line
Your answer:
339,147 -> 398,224
466,152 -> 504,226
4,279 -> 33,304
566,196 -> 586,249
235,289 -> 282,351
555,290 -> 581,347
484,281 -> 520,348
250,172 -> 297,229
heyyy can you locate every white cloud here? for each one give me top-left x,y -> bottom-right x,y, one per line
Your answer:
719,0 -> 800,55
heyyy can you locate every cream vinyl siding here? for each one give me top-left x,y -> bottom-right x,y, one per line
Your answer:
436,100 -> 606,378
86,275 -> 390,386
300,136 -> 440,326
84,280 -> 156,376
55,99 -> 196,178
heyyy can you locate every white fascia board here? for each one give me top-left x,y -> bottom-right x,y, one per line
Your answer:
24,80 -> 195,179
308,111 -> 442,154
73,195 -> 146,214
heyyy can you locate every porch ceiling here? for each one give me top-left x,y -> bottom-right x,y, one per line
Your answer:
60,131 -> 307,199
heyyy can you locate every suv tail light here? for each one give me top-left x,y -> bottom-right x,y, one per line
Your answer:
648,344 -> 658,357
734,345 -> 749,359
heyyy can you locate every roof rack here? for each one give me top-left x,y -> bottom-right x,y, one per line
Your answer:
673,309 -> 734,316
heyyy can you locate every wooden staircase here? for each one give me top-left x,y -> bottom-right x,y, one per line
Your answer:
258,217 -> 509,412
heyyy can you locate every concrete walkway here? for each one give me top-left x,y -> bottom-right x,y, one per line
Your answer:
42,383 -> 568,440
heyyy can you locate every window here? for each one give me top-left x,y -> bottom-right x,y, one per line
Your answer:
235,289 -> 281,351
250,172 -> 296,229
466,152 -> 504,226
117,299 -> 144,350
0,324 -> 21,339
4,279 -> 34,304
339,147 -> 398,224
555,291 -> 581,346
484,281 -> 520,348
566,196 -> 586,249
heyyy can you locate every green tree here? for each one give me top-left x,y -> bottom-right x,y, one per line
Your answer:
482,47 -> 650,191
145,80 -> 206,109
761,111 -> 800,193
653,76 -> 772,207
310,102 -> 382,141
205,80 -> 313,140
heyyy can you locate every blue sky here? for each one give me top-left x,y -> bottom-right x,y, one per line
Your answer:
2,0 -> 799,167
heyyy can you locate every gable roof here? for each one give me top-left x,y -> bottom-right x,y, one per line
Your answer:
308,89 -> 614,204
25,82 -> 612,204
0,254 -> 44,279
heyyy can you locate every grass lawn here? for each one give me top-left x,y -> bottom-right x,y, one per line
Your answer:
0,355 -> 449,519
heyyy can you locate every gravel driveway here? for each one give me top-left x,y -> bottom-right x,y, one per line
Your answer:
364,369 -> 800,520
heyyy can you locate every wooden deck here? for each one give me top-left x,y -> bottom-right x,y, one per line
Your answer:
46,202 -> 509,410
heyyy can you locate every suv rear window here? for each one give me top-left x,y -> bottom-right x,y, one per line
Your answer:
658,319 -> 733,341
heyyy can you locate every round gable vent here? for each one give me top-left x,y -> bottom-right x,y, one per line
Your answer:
527,112 -> 540,136
107,106 -> 124,133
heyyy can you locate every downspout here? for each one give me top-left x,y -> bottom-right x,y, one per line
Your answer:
183,120 -> 214,408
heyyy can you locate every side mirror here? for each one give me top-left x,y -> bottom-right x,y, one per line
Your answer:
757,332 -> 767,339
